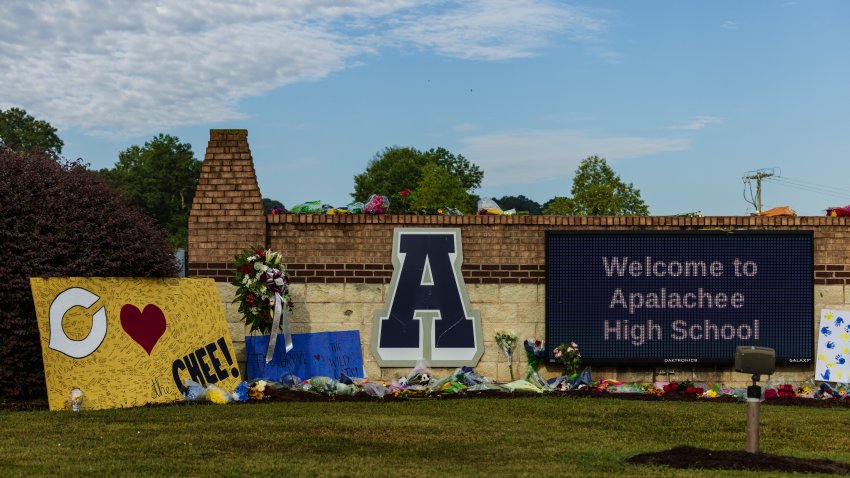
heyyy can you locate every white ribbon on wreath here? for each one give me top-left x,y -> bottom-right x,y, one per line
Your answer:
264,268 -> 293,363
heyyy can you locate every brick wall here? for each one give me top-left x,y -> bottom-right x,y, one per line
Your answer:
188,129 -> 265,279
266,214 -> 850,285
188,129 -> 850,385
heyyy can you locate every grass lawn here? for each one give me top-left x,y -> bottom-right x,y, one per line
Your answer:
2,396 -> 849,477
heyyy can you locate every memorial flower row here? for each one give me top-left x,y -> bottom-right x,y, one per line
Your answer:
180,365 -> 846,405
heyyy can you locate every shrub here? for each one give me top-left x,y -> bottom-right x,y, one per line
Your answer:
0,149 -> 177,400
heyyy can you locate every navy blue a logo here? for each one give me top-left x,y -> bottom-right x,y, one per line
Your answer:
371,228 -> 483,367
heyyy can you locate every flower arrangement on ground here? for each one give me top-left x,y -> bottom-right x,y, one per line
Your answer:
524,338 -> 547,387
764,384 -> 797,399
248,380 -> 272,400
495,331 -> 518,380
554,342 -> 581,379
232,247 -> 292,334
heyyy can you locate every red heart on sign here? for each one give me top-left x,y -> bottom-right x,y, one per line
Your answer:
120,304 -> 167,355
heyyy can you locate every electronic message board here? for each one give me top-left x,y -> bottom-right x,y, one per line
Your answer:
546,231 -> 813,365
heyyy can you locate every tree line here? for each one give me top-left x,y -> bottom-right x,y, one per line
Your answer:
1,107 -> 650,248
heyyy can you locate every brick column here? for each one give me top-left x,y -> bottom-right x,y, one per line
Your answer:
188,129 -> 265,281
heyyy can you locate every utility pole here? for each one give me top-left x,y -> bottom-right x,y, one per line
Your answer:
743,170 -> 775,213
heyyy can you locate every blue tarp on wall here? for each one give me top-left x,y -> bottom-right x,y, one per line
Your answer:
245,330 -> 364,381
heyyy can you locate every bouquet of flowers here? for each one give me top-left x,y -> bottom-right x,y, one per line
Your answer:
389,188 -> 415,214
554,342 -> 581,379
524,338 -> 547,387
232,247 -> 292,334
494,331 -> 518,380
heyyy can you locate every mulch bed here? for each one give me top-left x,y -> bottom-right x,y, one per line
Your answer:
629,446 -> 850,475
4,389 -> 850,410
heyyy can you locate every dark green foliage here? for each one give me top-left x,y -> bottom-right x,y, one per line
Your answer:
100,134 -> 201,248
545,156 -> 649,216
497,195 -> 542,214
263,198 -> 285,213
352,146 -> 482,213
542,196 -> 575,215
0,107 -> 64,158
0,150 -> 177,400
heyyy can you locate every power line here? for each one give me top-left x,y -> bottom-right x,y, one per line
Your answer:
763,176 -> 850,201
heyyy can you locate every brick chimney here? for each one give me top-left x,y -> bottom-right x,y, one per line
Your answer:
188,129 -> 265,281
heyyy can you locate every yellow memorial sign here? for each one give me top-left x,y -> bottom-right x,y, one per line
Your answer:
30,277 -> 241,411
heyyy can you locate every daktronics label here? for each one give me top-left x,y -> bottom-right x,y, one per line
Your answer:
545,231 -> 813,365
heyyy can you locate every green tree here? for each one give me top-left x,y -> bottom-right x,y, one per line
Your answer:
352,146 -> 482,212
545,156 -> 649,216
412,163 -> 473,213
542,196 -> 576,215
428,147 -> 482,192
498,195 -> 542,214
101,134 -> 201,248
0,107 -> 63,158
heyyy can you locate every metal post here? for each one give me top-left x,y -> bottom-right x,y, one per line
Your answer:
745,373 -> 762,454
746,398 -> 760,453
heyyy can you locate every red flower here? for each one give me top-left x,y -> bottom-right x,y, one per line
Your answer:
401,188 -> 412,198
663,383 -> 678,393
764,389 -> 778,399
683,386 -> 703,395
238,263 -> 253,275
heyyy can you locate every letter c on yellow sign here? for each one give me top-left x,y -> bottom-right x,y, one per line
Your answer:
48,287 -> 107,359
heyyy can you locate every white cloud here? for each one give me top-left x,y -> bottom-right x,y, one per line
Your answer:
461,129 -> 689,186
721,20 -> 740,30
671,116 -> 724,130
0,0 -> 607,136
387,0 -> 606,61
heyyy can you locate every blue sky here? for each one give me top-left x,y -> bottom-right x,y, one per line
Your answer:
3,1 -> 849,215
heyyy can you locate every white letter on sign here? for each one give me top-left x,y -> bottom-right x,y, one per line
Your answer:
48,287 -> 108,358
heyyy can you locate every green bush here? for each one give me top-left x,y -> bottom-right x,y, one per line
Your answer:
0,150 -> 177,400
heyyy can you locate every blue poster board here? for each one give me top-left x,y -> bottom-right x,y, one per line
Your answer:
246,330 -> 364,381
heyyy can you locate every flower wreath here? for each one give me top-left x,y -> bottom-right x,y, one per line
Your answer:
232,246 -> 292,334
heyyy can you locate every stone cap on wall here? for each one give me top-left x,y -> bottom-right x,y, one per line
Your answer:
267,213 -> 850,227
